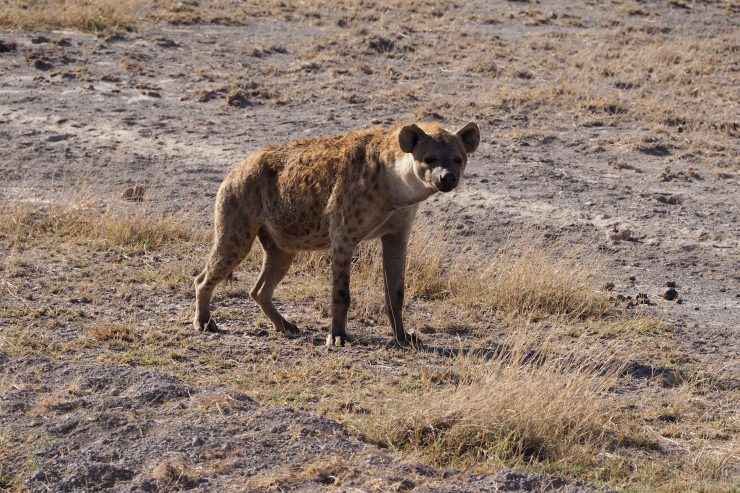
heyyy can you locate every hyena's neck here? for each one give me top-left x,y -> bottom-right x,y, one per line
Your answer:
383,153 -> 436,208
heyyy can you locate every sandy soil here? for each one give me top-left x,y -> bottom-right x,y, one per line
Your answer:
0,0 -> 738,491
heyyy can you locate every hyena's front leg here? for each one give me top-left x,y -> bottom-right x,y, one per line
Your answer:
381,232 -> 421,346
326,239 -> 355,347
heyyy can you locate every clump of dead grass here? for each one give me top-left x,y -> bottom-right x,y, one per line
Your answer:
347,225 -> 608,324
0,193 -> 202,252
149,456 -> 205,489
0,0 -> 145,31
87,323 -> 139,343
358,326 -> 622,469
192,389 -> 255,417
481,234 -> 608,320
242,456 -> 360,490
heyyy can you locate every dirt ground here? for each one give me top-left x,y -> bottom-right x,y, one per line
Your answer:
0,0 -> 738,491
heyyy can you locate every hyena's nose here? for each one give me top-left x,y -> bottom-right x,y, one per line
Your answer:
439,172 -> 458,192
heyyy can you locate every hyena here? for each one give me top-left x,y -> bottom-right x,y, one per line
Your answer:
193,121 -> 480,347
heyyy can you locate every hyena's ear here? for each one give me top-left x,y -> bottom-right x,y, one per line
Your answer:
398,124 -> 426,153
456,122 -> 480,154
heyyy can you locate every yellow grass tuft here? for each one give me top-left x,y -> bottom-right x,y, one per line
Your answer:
243,456 -> 360,490
0,191 -> 202,252
358,326 -> 622,469
481,234 -> 609,320
348,225 -> 609,324
0,0 -> 145,31
149,456 -> 205,489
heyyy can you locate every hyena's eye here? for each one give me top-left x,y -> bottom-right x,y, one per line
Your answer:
424,156 -> 437,165
453,157 -> 463,164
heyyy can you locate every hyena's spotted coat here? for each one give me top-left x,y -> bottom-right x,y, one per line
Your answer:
194,121 -> 480,347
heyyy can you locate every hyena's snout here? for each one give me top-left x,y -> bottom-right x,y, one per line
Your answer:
433,170 -> 458,193
439,171 -> 458,192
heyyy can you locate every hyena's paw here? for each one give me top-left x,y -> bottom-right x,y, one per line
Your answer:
194,317 -> 220,333
279,320 -> 301,338
326,333 -> 351,348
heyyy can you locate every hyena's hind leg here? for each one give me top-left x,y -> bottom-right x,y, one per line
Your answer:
194,227 -> 257,332
250,229 -> 299,336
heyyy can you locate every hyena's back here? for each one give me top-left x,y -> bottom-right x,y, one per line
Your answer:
217,128 -> 388,252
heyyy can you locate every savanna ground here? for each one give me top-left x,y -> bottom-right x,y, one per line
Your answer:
0,0 -> 738,491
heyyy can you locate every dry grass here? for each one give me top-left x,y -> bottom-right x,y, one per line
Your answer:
347,332 -> 739,491
0,189 -> 203,252
0,431 -> 20,492
149,456 -> 205,489
0,196 -> 737,492
346,226 -> 609,326
243,456 -> 360,490
481,234 -> 609,320
358,328 -> 622,469
0,0 -> 145,31
477,29 -> 737,169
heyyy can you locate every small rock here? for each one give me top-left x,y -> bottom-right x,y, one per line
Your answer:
656,194 -> 681,205
0,40 -> 17,53
663,288 -> 678,301
665,281 -> 677,288
105,33 -> 126,42
608,227 -> 634,242
31,58 -> 53,70
155,37 -> 179,48
46,133 -> 70,142
603,282 -> 615,291
191,436 -> 203,446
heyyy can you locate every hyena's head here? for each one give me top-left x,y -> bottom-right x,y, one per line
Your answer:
398,121 -> 480,193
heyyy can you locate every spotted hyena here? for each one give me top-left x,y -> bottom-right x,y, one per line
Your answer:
193,121 -> 480,347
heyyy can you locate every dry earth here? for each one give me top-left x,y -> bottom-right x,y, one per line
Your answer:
0,0 -> 738,492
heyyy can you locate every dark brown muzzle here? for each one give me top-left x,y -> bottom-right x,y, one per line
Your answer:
437,172 -> 458,192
